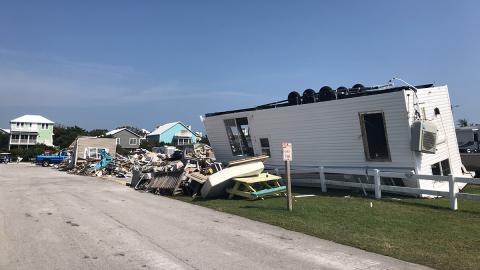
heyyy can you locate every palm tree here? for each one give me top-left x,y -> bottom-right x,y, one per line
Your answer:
458,118 -> 468,127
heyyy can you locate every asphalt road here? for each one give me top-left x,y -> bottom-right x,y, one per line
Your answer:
0,164 -> 430,270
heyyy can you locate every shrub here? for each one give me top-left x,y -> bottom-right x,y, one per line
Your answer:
9,144 -> 57,161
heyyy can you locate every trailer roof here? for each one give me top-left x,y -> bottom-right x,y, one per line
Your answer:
205,84 -> 434,118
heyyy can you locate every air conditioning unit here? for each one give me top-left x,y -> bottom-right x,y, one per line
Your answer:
411,121 -> 437,153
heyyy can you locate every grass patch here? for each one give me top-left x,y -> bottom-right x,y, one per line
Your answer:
174,185 -> 480,270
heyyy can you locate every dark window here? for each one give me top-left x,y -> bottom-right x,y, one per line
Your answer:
441,159 -> 450,176
224,119 -> 243,156
359,112 -> 391,161
431,162 -> 441,175
259,138 -> 271,156
432,159 -> 450,176
224,117 -> 253,156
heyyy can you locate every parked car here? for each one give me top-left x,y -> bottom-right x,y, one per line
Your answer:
35,150 -> 69,167
0,153 -> 11,164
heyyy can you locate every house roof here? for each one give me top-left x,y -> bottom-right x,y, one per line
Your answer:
0,128 -> 10,134
141,128 -> 150,134
106,128 -> 125,136
149,122 -> 178,136
149,122 -> 195,136
106,128 -> 141,137
10,115 -> 54,124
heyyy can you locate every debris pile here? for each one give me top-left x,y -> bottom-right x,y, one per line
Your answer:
58,143 -> 272,199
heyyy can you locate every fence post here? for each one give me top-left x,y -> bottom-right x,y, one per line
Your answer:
448,174 -> 458,210
373,169 -> 381,199
319,166 -> 327,193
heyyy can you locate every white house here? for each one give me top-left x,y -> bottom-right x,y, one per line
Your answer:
9,115 -> 54,149
202,84 -> 469,193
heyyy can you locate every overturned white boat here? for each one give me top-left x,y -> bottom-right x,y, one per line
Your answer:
200,156 -> 267,198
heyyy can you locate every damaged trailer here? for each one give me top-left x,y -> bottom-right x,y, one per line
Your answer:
202,83 -> 471,194
70,136 -> 117,166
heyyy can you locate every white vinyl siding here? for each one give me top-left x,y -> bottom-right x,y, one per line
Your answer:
204,85 -> 465,191
204,90 -> 412,169
408,86 -> 464,192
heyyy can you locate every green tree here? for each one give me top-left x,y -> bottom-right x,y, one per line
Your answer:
116,145 -> 131,156
116,125 -> 143,135
0,133 -> 9,151
88,129 -> 108,137
457,118 -> 469,127
53,125 -> 87,148
139,140 -> 164,151
10,144 -> 57,161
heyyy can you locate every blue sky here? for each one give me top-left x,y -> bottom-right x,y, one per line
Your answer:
0,1 -> 479,131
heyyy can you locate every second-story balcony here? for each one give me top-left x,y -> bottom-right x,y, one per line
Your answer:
9,132 -> 38,145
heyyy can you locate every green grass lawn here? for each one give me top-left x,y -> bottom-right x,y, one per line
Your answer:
175,185 -> 480,270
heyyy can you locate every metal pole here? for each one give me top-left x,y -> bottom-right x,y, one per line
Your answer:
286,160 -> 292,211
319,166 -> 326,192
373,169 -> 381,199
448,174 -> 458,210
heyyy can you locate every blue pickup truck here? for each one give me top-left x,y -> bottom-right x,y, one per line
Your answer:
35,150 -> 69,167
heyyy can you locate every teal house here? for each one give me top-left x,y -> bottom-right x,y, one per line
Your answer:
147,122 -> 199,146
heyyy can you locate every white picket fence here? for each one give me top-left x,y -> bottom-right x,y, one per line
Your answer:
271,165 -> 480,210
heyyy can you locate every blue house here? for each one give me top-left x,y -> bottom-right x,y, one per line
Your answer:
147,122 -> 199,146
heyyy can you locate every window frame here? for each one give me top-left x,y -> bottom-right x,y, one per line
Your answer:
432,159 -> 451,176
129,138 -> 138,145
116,138 -> 121,145
87,147 -> 107,159
224,117 -> 253,157
259,138 -> 271,156
359,111 -> 392,162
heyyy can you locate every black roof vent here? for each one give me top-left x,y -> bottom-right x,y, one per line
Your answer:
336,86 -> 348,99
302,89 -> 317,104
287,91 -> 302,105
318,86 -> 336,101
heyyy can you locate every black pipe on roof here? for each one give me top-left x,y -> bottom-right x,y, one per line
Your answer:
204,84 -> 434,118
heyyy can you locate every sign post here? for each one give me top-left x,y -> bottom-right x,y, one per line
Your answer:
282,142 -> 293,211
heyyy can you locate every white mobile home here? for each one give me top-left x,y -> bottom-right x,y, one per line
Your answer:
203,84 -> 470,193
